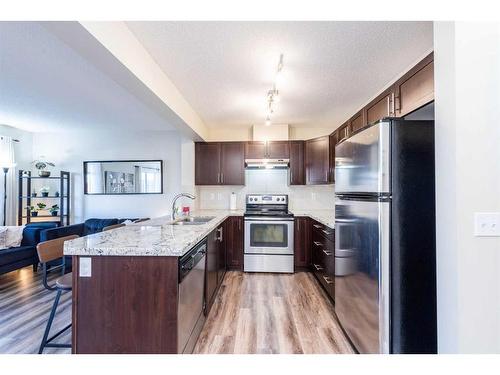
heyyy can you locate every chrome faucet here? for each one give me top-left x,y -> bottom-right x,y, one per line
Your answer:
171,193 -> 196,220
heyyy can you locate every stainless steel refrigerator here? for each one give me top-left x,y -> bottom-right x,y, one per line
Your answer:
334,118 -> 437,354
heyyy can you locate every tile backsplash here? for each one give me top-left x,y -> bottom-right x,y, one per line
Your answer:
196,169 -> 334,210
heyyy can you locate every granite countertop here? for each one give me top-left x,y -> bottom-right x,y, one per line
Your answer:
64,208 -> 334,257
63,209 -> 244,257
291,209 -> 335,228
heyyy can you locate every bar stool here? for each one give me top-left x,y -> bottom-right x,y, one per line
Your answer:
37,234 -> 78,354
102,223 -> 126,231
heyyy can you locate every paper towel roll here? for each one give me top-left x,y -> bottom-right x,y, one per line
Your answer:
230,192 -> 237,210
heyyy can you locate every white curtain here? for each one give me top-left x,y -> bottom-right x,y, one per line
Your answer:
0,136 -> 17,226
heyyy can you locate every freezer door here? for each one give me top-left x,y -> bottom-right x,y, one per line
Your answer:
334,197 -> 390,353
335,121 -> 391,194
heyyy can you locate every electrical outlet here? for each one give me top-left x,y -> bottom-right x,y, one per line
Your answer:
210,193 -> 215,200
79,257 -> 92,277
474,212 -> 500,237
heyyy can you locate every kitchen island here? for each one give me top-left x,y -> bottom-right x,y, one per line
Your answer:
65,210 -> 243,354
64,208 -> 334,354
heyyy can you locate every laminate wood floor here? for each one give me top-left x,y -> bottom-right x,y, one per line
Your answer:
1,268 -> 354,354
193,271 -> 355,354
0,267 -> 71,354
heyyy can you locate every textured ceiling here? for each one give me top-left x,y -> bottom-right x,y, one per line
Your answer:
127,21 -> 433,129
0,22 -> 175,133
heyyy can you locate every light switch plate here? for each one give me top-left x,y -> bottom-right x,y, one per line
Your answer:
79,257 -> 92,277
474,212 -> 500,237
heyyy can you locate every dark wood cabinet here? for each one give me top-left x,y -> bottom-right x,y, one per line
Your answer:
329,133 -> 337,183
289,140 -> 305,185
349,110 -> 365,134
366,88 -> 395,125
195,142 -> 220,185
310,220 -> 335,301
294,216 -> 311,270
245,141 -> 289,159
217,224 -> 226,286
395,53 -> 434,117
195,142 -> 244,185
245,141 -> 267,159
206,228 -> 219,311
337,122 -> 350,144
220,142 -> 245,185
305,136 -> 330,185
267,141 -> 290,159
225,216 -> 244,270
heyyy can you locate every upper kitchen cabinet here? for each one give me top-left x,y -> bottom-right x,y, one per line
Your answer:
245,141 -> 267,159
366,87 -> 396,125
336,122 -> 350,144
220,142 -> 245,185
305,136 -> 330,185
394,53 -> 434,117
329,132 -> 337,183
267,141 -> 290,159
289,140 -> 305,185
245,141 -> 289,159
349,110 -> 366,134
195,142 -> 221,185
195,142 -> 245,185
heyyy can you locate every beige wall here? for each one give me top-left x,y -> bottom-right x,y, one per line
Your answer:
207,125 -> 333,141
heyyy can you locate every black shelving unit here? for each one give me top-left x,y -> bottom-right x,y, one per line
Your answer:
18,170 -> 70,226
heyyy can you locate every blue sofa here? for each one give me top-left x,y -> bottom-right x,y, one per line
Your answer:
0,222 -> 58,275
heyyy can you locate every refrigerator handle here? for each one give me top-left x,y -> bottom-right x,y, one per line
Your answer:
379,201 -> 391,353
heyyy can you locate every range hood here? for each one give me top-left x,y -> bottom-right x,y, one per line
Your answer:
245,158 -> 290,169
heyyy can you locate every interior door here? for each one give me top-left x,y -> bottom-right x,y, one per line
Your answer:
334,196 -> 390,354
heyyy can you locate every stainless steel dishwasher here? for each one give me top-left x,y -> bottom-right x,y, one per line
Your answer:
177,240 -> 207,354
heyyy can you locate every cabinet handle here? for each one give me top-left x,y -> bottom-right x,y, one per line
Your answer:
217,173 -> 220,183
313,264 -> 323,271
386,96 -> 391,116
216,227 -> 223,242
313,241 -> 322,247
391,92 -> 396,116
323,275 -> 334,284
321,229 -> 333,235
221,173 -> 224,184
322,249 -> 333,256
313,224 -> 323,229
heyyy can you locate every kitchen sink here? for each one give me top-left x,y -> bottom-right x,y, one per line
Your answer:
171,216 -> 215,225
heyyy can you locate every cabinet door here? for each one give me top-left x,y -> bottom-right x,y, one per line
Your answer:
206,228 -> 219,312
349,110 -> 365,134
294,217 -> 311,269
217,224 -> 226,286
226,216 -> 244,270
195,142 -> 220,185
366,89 -> 395,125
289,141 -> 305,185
329,133 -> 336,183
267,141 -> 290,159
396,59 -> 434,116
337,122 -> 350,144
245,141 -> 267,159
220,142 -> 245,185
305,136 -> 330,185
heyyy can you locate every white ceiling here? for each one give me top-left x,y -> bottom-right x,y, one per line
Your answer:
127,21 -> 433,129
0,22 -> 175,133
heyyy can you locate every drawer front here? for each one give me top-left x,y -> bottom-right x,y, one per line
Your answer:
311,230 -> 335,300
311,221 -> 335,242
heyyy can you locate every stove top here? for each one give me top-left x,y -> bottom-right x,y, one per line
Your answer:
244,194 -> 293,218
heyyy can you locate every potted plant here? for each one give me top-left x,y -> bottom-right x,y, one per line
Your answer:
31,192 -> 37,197
49,204 -> 59,217
26,206 -> 37,217
36,202 -> 46,214
32,158 -> 55,177
54,191 -> 60,197
40,186 -> 50,197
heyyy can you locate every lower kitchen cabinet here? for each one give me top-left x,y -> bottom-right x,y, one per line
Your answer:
294,216 -> 311,270
310,220 -> 335,301
205,227 -> 219,312
225,216 -> 244,270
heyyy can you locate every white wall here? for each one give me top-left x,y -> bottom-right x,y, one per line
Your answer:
197,169 -> 334,211
434,22 -> 500,353
0,124 -> 33,170
31,130 -> 191,222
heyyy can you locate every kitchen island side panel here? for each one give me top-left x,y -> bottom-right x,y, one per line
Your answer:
72,256 -> 179,354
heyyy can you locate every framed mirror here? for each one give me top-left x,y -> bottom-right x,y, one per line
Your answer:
83,160 -> 163,195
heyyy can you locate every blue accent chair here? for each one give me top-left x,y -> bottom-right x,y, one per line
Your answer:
0,222 -> 58,276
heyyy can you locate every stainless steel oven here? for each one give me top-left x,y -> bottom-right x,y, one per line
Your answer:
243,194 -> 294,273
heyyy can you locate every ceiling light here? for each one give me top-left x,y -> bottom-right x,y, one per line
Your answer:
265,116 -> 271,126
263,54 -> 284,125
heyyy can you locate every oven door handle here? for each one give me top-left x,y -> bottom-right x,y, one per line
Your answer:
244,217 -> 294,223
